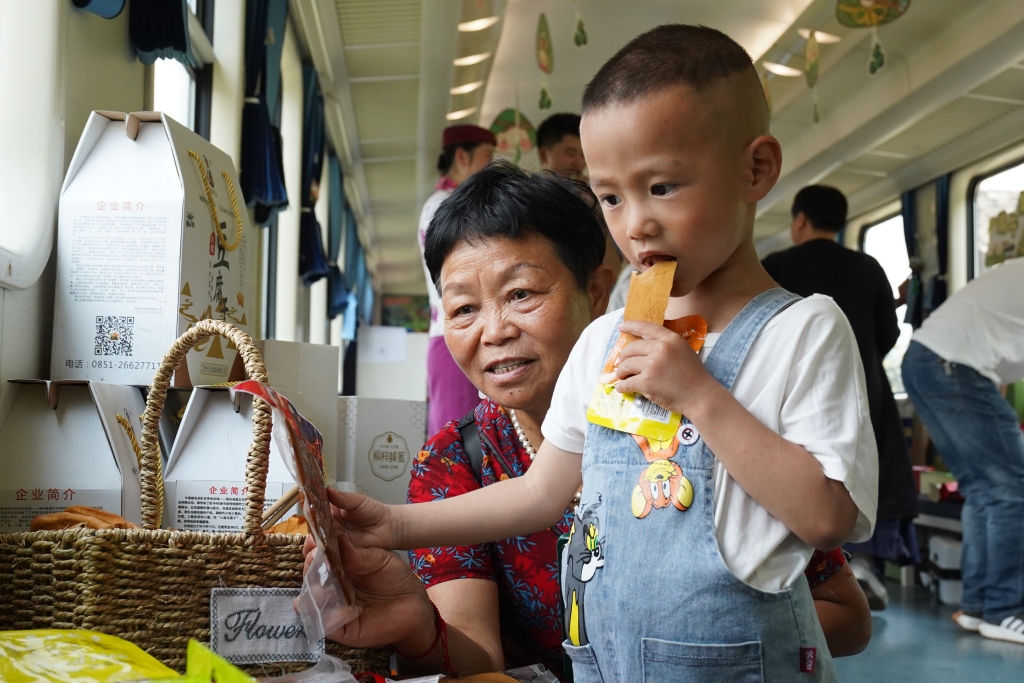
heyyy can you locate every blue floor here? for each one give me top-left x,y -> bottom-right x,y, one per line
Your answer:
834,582 -> 1024,682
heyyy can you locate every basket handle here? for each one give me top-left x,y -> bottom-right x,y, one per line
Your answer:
138,319 -> 271,535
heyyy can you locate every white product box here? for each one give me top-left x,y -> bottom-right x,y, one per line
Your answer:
0,380 -> 146,532
355,328 -> 429,402
51,111 -> 259,387
929,534 -> 962,571
162,387 -> 297,532
257,340 -> 339,483
339,397 -> 427,505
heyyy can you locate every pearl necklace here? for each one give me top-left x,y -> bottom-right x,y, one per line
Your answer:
510,409 -> 536,460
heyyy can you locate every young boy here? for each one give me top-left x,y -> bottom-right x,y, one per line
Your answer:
334,25 -> 877,681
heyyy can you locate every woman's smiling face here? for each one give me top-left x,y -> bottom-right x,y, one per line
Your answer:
440,232 -> 596,414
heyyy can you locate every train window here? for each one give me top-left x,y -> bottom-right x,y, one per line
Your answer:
861,214 -> 912,395
971,159 -> 1024,279
153,58 -> 195,130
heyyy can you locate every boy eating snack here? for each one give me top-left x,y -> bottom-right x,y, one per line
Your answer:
330,25 -> 877,682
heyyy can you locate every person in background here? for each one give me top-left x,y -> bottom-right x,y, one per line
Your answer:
536,112 -> 627,305
902,256 -> 1024,645
762,185 -> 918,611
536,113 -> 586,179
419,124 -> 495,435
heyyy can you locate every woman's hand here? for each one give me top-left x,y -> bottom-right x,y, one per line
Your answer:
303,528 -> 437,654
325,488 -> 403,550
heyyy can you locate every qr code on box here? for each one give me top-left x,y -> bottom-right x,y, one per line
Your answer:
95,316 -> 134,356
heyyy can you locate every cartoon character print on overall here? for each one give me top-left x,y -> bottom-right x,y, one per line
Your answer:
561,496 -> 605,648
630,432 -> 694,518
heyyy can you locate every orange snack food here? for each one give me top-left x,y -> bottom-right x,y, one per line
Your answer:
30,505 -> 138,531
268,514 -> 309,535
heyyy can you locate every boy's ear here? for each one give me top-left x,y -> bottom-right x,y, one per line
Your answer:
745,135 -> 782,202
588,264 -> 617,320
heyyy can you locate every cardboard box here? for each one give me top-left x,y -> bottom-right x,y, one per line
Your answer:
0,380 -> 146,532
162,387 -> 297,532
355,328 -> 429,402
257,340 -> 339,483
339,397 -> 427,505
51,111 -> 259,387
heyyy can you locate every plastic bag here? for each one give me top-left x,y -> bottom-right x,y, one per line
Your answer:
144,640 -> 255,682
0,629 -> 177,683
232,381 -> 361,644
259,653 -> 356,683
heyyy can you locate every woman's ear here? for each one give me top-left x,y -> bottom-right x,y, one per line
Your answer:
588,264 -> 617,321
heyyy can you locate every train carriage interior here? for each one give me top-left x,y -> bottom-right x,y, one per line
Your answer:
3,1 -> 1024,681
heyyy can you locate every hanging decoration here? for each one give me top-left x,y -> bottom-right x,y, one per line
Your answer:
573,0 -> 588,47
491,108 -> 536,164
536,13 -> 554,109
804,31 -> 820,124
836,0 -> 911,76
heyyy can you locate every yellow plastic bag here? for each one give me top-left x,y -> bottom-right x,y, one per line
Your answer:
144,640 -> 256,683
0,630 -> 178,683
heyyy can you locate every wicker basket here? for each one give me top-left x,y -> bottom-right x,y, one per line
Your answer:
0,319 -> 389,674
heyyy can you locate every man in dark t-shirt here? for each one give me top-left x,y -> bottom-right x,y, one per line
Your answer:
763,185 -> 917,610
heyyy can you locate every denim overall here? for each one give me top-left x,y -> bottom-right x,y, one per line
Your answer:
560,288 -> 837,682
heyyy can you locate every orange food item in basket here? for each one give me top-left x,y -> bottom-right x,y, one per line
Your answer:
30,505 -> 139,531
268,514 -> 309,535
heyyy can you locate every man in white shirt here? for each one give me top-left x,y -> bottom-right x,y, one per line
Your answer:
902,256 -> 1024,645
419,125 -> 495,435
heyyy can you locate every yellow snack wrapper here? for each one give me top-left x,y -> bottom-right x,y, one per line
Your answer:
586,260 -> 707,440
0,629 -> 178,683
145,640 -> 256,683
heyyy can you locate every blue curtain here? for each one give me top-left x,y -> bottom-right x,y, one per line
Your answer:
326,155 -> 348,318
239,0 -> 289,225
129,0 -> 197,67
924,174 -> 951,316
901,190 -> 924,329
298,63 -> 330,286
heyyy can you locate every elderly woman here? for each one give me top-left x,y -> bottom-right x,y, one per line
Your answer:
314,162 -> 870,679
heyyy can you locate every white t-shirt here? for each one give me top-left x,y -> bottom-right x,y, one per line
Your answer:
913,257 -> 1024,386
418,188 -> 451,338
542,294 -> 878,592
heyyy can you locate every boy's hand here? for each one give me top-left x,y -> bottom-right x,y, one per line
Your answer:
614,320 -> 721,416
325,488 -> 403,550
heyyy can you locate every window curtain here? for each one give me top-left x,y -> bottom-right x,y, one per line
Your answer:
129,0 -> 197,68
298,63 -> 330,286
901,190 -> 924,329
239,0 -> 289,225
326,155 -> 348,318
924,174 -> 951,316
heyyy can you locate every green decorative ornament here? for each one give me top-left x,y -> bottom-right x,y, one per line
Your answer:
536,13 -> 553,74
868,35 -> 886,75
490,108 -> 536,164
574,18 -> 588,47
539,86 -> 553,110
836,0 -> 910,28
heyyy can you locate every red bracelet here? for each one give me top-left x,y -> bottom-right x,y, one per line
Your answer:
394,602 -> 458,678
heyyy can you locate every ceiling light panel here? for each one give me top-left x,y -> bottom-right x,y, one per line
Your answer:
458,16 -> 499,32
763,61 -> 803,77
797,29 -> 841,43
446,106 -> 478,120
453,52 -> 491,66
450,80 -> 484,95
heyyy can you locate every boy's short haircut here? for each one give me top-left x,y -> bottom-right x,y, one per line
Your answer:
537,113 -> 582,149
424,160 -> 606,293
791,185 -> 848,232
581,24 -> 768,127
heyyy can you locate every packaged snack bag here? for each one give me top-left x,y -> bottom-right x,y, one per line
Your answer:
586,261 -> 707,441
233,382 -> 361,643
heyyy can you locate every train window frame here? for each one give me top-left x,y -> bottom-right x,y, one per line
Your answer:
966,154 -> 1024,281
858,211 -> 913,395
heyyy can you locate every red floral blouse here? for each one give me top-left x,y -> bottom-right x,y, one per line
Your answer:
407,398 -> 846,677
